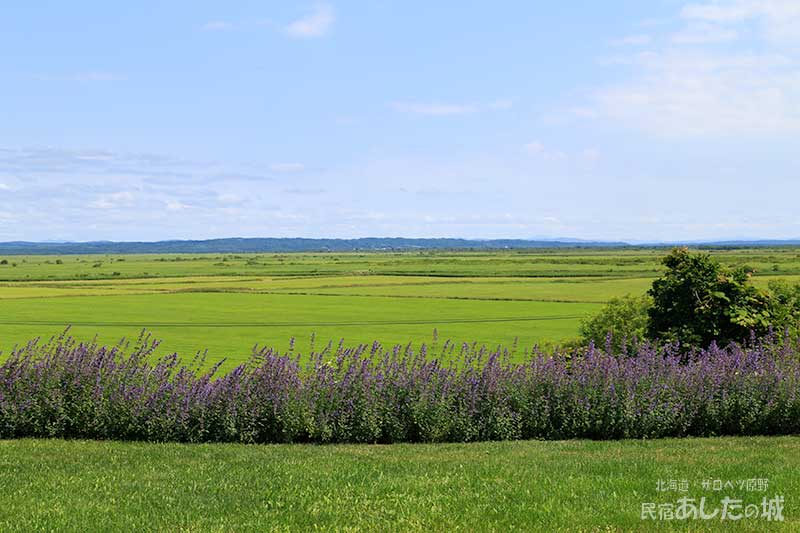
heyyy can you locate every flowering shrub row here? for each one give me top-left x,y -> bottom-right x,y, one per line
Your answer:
1,332 -> 799,443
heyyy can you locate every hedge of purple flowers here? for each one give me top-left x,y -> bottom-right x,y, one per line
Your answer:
1,332 -> 799,444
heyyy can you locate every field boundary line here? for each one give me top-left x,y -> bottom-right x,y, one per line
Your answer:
0,315 -> 585,328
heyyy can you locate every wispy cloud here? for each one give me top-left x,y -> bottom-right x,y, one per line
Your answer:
613,34 -> 652,46
590,0 -> 800,136
165,200 -> 191,211
488,98 -> 514,110
216,193 -> 243,205
0,145 -> 318,239
89,191 -> 135,210
581,148 -> 601,161
201,20 -> 235,32
522,142 -> 599,162
286,3 -> 335,38
391,102 -> 478,116
391,99 -> 513,116
671,22 -> 738,44
283,187 -> 327,195
570,107 -> 599,119
270,163 -> 306,173
524,141 -> 567,161
681,0 -> 800,43
0,178 -> 22,192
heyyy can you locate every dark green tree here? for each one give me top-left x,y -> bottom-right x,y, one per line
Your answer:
766,280 -> 800,338
647,248 -> 772,347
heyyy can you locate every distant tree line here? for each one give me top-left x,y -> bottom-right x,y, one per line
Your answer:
0,238 -> 629,255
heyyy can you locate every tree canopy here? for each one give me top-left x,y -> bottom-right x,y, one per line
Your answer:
646,248 -> 773,347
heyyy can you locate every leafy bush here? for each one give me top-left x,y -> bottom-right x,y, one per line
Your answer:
767,280 -> 800,338
579,249 -> 800,351
2,332 -> 800,444
579,294 -> 651,353
647,248 -> 773,348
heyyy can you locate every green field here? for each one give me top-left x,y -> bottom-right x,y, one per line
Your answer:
2,249 -> 800,367
2,249 -> 800,531
0,436 -> 796,531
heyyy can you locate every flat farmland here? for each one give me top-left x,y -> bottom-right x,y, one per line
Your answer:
1,249 -> 799,367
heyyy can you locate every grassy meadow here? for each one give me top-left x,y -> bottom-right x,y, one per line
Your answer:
2,248 -> 800,368
0,436 -> 797,531
2,248 -> 800,530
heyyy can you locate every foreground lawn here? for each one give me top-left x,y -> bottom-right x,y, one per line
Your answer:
0,437 -> 797,531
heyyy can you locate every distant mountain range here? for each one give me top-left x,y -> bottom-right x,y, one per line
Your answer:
0,237 -> 628,255
0,237 -> 798,255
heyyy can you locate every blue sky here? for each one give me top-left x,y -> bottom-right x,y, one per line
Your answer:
1,1 -> 799,242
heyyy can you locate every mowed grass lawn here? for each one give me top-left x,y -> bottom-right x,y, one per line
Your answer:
0,436 -> 797,531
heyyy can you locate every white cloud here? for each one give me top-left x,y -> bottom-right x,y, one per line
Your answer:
3,142 -> 799,242
202,21 -> 235,31
488,98 -> 514,110
592,0 -> 800,136
286,3 -> 335,38
570,107 -> 599,119
681,2 -> 754,23
0,176 -> 22,192
582,148 -> 601,161
217,193 -> 243,205
89,191 -> 135,209
597,50 -> 800,135
524,141 -> 567,161
524,141 -> 546,154
391,102 -> 478,116
681,0 -> 800,43
682,0 -> 799,23
522,143 -> 595,162
283,187 -> 326,195
671,22 -> 738,44
74,151 -> 115,162
391,99 -> 513,116
270,163 -> 306,173
166,200 -> 191,211
613,34 -> 652,46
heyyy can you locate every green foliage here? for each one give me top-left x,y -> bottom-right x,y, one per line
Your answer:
647,248 -> 773,347
767,280 -> 800,337
579,294 -> 651,353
